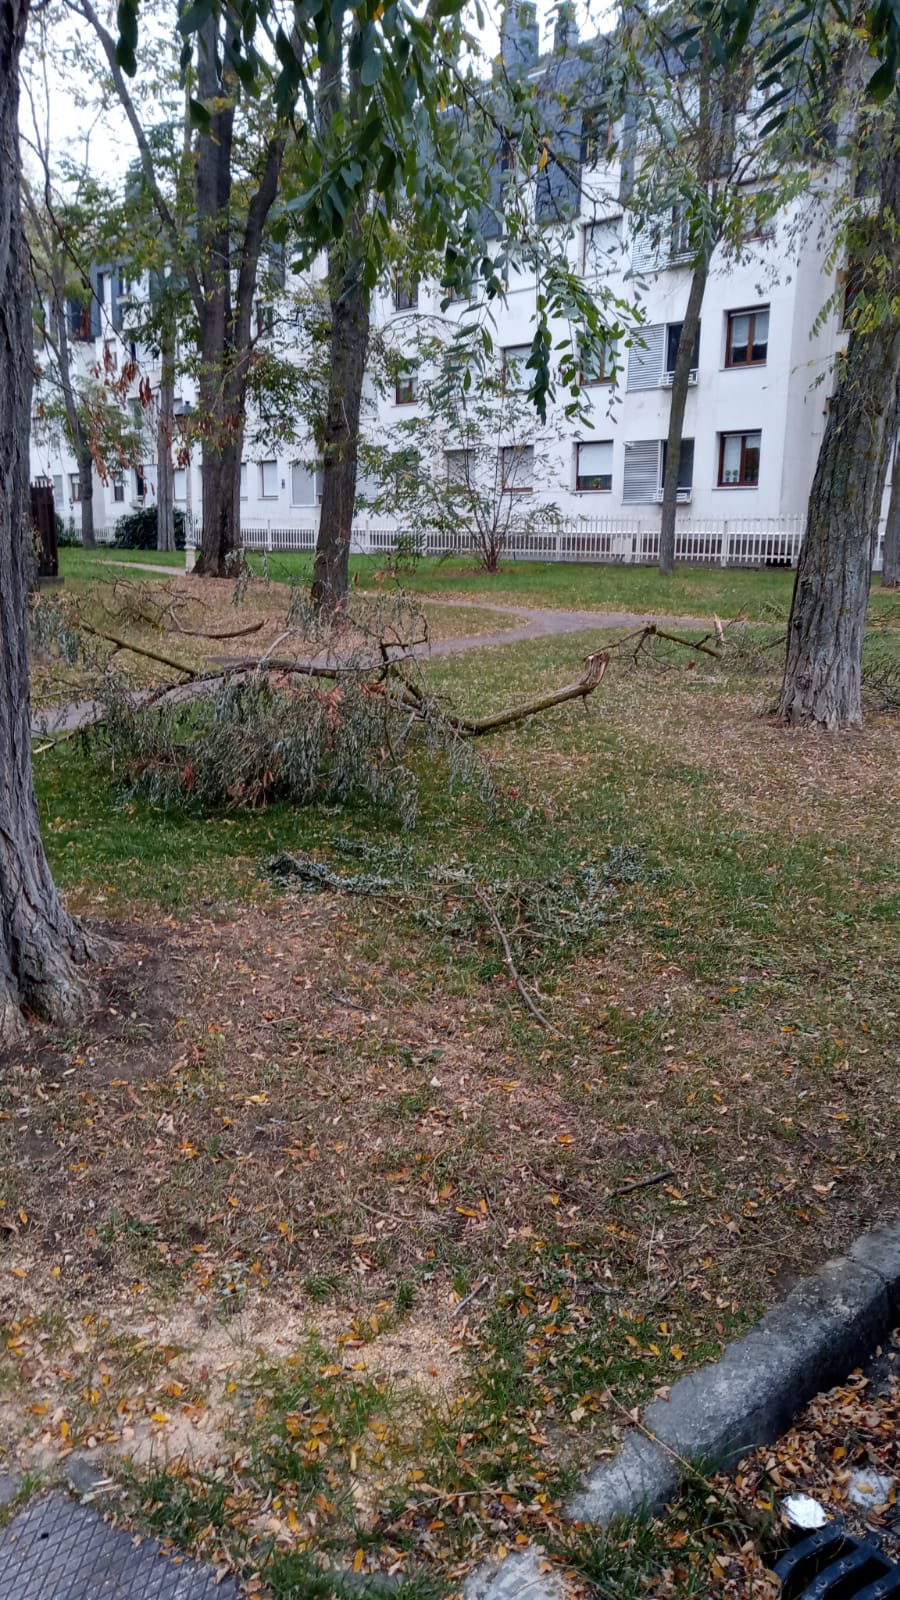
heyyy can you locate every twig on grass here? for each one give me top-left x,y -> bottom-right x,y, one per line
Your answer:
609,1168 -> 676,1199
451,1278 -> 492,1321
472,886 -> 557,1032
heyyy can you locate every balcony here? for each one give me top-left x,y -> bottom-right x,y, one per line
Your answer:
662,368 -> 698,386
652,487 -> 693,503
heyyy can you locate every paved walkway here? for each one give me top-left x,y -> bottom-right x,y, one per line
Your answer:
32,591 -> 716,736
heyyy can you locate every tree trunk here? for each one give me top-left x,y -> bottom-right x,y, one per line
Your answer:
659,260 -> 707,576
0,0 -> 95,1046
156,340 -> 176,552
882,432 -> 900,587
311,241 -> 370,611
776,332 -> 900,726
777,135 -> 900,728
77,445 -> 96,549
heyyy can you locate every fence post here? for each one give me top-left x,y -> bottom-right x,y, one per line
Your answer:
266,521 -> 273,554
720,519 -> 730,568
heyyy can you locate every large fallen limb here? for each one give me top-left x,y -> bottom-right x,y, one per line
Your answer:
444,650 -> 609,736
79,622 -> 198,677
36,645 -> 611,746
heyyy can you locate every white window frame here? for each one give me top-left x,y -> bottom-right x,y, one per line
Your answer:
500,444 -> 534,494
575,440 -> 613,492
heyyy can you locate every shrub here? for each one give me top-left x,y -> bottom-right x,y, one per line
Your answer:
113,507 -> 186,550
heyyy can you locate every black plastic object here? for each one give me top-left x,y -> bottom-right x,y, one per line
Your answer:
775,1526 -> 900,1600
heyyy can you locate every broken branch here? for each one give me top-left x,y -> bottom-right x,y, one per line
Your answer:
473,885 -> 557,1032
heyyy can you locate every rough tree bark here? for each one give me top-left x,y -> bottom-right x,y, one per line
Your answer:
882,431 -> 900,588
776,141 -> 900,728
658,260 -> 707,576
311,49 -> 370,612
311,235 -> 370,610
0,0 -> 95,1045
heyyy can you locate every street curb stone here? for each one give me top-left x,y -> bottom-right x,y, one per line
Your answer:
463,1545 -> 566,1600
566,1222 -> 900,1529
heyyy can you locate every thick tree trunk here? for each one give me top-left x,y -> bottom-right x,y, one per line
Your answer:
0,0 -> 95,1045
311,244 -> 370,611
659,260 -> 707,576
77,445 -> 96,549
776,330 -> 900,727
156,343 -> 176,552
882,434 -> 900,587
777,134 -> 900,728
197,407 -> 243,576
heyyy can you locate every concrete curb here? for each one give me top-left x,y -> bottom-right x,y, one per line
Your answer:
568,1220 -> 900,1526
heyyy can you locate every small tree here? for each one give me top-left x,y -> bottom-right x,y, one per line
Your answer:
363,340 -> 561,573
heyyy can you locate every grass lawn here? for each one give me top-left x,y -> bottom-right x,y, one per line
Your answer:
58,547 -> 187,578
237,549 -> 900,629
2,605 -> 898,1595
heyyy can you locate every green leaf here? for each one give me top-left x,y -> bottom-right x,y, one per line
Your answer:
178,0 -> 214,36
360,48 -> 384,87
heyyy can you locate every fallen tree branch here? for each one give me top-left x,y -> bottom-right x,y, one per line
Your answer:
609,1168 -> 676,1199
79,622 -> 197,678
473,885 -> 557,1031
453,649 -> 609,735
173,619 -> 266,640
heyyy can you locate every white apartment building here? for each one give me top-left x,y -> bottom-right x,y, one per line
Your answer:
32,10 -> 881,562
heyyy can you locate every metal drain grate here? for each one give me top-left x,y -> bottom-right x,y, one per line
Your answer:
775,1526 -> 900,1599
0,1492 -> 240,1599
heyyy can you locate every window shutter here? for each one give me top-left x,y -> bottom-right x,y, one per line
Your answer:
89,266 -> 103,339
578,441 -> 612,476
626,324 -> 665,391
291,463 -> 315,504
110,267 -> 123,331
622,440 -> 661,503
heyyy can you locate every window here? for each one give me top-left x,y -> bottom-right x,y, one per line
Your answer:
664,321 -> 701,381
291,461 -> 324,504
260,459 -> 279,499
173,468 -> 187,501
583,218 -> 621,275
255,300 -> 275,338
395,374 -> 417,405
725,307 -> 769,367
580,338 -> 617,386
445,448 -> 471,487
500,444 -> 534,493
718,431 -> 761,486
393,276 -> 419,311
741,192 -> 776,241
52,474 -> 63,507
240,462 -> 248,500
669,206 -> 692,261
580,110 -> 615,168
502,345 -> 532,390
67,300 -> 91,341
576,441 -> 613,491
134,466 -> 146,501
113,474 -> 125,503
69,472 -> 83,502
660,437 -> 694,496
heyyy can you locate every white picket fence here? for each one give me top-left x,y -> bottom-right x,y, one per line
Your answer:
97,511 -> 887,571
